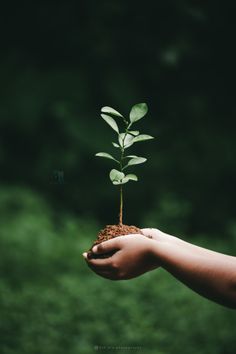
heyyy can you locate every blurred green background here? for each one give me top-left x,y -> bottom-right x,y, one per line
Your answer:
1,1 -> 236,353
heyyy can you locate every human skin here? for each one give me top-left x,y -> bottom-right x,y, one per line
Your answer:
83,228 -> 236,309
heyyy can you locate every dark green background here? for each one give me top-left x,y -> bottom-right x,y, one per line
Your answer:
1,1 -> 236,353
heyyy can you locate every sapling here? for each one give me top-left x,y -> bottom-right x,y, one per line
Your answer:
87,103 -> 154,258
95,103 -> 154,225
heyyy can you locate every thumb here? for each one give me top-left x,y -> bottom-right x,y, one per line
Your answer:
92,238 -> 121,254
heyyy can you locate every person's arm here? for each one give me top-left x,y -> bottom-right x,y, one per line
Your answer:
83,230 -> 236,309
151,239 -> 236,309
142,228 -> 236,261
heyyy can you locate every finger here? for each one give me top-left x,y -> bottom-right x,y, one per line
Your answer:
92,269 -> 119,281
91,238 -> 121,255
86,255 -> 114,269
83,251 -> 115,269
87,262 -> 111,272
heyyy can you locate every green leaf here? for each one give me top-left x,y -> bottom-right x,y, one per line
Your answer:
132,134 -> 154,143
125,174 -> 138,181
109,169 -> 125,182
124,157 -> 147,168
118,133 -> 124,146
101,106 -> 124,118
112,142 -> 120,148
130,103 -> 148,123
129,130 -> 139,136
114,176 -> 137,185
118,133 -> 134,148
128,157 -> 147,166
124,155 -> 138,159
117,174 -> 138,184
120,177 -> 130,184
95,152 -> 119,163
123,134 -> 134,148
113,178 -> 129,185
101,114 -> 119,133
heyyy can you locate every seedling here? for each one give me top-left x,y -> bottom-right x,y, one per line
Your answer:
95,103 -> 154,225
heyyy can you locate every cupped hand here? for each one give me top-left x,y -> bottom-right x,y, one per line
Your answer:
83,234 -> 160,280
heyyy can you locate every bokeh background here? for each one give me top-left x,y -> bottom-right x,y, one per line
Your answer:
1,1 -> 236,353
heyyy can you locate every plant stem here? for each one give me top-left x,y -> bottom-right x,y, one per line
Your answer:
119,147 -> 124,225
119,184 -> 123,225
118,121 -> 130,225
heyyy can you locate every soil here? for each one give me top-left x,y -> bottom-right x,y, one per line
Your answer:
87,224 -> 145,259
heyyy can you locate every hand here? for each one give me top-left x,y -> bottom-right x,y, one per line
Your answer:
141,228 -> 168,241
141,228 -> 183,246
83,234 -> 160,280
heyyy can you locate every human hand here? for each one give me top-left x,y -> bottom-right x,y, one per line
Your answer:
141,228 -> 182,246
83,234 -> 160,280
141,228 -> 168,241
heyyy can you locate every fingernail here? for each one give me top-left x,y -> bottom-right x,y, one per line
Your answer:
92,245 -> 98,253
82,252 -> 87,259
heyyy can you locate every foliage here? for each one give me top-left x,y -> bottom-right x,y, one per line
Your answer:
96,103 -> 154,186
95,103 -> 154,224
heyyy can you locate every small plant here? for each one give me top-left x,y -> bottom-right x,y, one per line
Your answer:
95,103 -> 154,225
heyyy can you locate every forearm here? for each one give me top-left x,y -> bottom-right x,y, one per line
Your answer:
152,240 -> 236,308
160,231 -> 236,261
144,228 -> 231,259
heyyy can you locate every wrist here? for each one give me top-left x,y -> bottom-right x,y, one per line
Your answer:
147,238 -> 170,267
